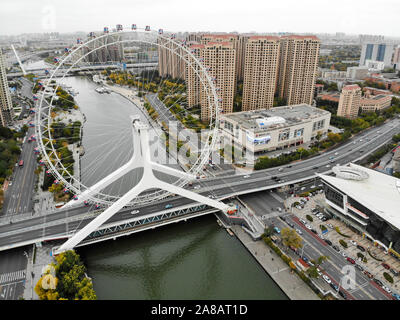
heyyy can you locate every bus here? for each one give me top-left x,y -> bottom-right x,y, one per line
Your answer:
18,160 -> 24,167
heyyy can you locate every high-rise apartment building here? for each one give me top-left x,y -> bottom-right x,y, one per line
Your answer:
185,44 -> 204,108
242,36 -> 280,111
157,37 -> 186,80
337,85 -> 361,119
83,32 -> 124,63
200,42 -> 236,120
277,35 -> 320,106
0,49 -> 14,127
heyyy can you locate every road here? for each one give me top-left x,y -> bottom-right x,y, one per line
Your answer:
239,191 -> 394,300
0,115 -> 399,252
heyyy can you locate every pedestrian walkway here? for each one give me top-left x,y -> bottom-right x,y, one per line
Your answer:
231,225 -> 320,300
0,270 -> 26,285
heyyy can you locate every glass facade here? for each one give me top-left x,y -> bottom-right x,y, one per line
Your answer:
376,44 -> 386,62
365,44 -> 374,60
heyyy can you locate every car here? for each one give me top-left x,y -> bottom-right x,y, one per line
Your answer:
288,222 -> 294,228
194,185 -> 200,189
373,278 -> 383,287
165,204 -> 173,209
327,223 -> 334,229
377,131 -> 380,133
305,224 -> 312,230
273,227 -> 281,234
338,290 -> 347,299
322,275 -> 331,284
300,187 -> 306,191
359,150 -> 364,153
286,165 -> 292,168
341,251 -> 347,258
278,168 -> 283,172
302,256 -> 309,263
392,293 -> 400,300
243,175 -> 250,178
321,217 -> 328,222
130,210 -> 139,215
346,257 -> 355,264
359,139 -> 363,142
326,164 -> 330,168
350,240 -> 357,246
330,282 -> 339,291
390,269 -> 399,276
311,229 -> 317,234
382,263 -> 391,270
279,216 -> 286,222
318,233 -> 324,239
299,219 -> 306,225
332,245 -> 340,252
334,152 -> 339,156
382,286 -> 392,294
271,176 -> 278,180
296,229 -> 303,235
357,245 -> 365,252
355,264 -> 364,272
324,239 -> 332,246
363,271 -> 374,279
313,166 -> 318,169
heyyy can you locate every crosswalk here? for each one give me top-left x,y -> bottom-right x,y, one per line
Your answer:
0,270 -> 26,285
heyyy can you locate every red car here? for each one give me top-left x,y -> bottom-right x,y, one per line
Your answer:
382,263 -> 391,270
347,257 -> 355,264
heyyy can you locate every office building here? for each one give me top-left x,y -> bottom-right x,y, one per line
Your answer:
359,42 -> 395,68
360,94 -> 392,113
337,84 -> 361,119
242,36 -> 280,111
277,35 -> 320,106
0,49 -> 14,127
346,66 -> 369,80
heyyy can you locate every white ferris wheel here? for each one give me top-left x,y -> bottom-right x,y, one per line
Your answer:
34,25 -> 223,215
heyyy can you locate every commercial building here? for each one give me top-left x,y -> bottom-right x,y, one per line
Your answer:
346,66 -> 369,80
277,35 -> 320,106
319,69 -> 347,80
200,42 -> 236,120
0,49 -> 14,127
319,164 -> 400,255
359,42 -> 396,68
219,104 -> 330,157
242,36 -> 280,111
337,84 -> 361,119
360,94 -> 392,113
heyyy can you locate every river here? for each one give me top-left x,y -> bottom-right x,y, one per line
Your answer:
56,75 -> 288,300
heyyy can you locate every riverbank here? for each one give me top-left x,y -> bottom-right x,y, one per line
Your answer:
230,224 -> 320,300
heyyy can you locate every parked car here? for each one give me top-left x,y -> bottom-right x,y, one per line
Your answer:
392,293 -> 400,300
332,245 -> 340,252
341,251 -> 347,258
363,270 -> 374,279
287,222 -> 294,228
390,269 -> 399,277
279,216 -> 286,222
273,227 -> 281,234
346,257 -> 355,264
305,224 -> 312,230
322,275 -> 331,284
338,290 -> 347,299
330,282 -> 339,291
302,256 -> 309,263
357,245 -> 365,252
299,219 -> 306,225
327,223 -> 334,229
355,264 -> 364,271
382,263 -> 391,270
324,239 -> 332,246
311,229 -> 317,234
382,286 -> 392,294
350,240 -> 357,246
373,278 -> 383,287
296,229 -> 303,235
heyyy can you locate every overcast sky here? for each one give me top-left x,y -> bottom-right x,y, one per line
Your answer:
1,0 -> 400,37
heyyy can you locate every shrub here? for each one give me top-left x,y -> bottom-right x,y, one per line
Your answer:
335,226 -> 351,238
383,272 -> 394,284
306,215 -> 313,222
320,225 -> 327,231
339,239 -> 348,248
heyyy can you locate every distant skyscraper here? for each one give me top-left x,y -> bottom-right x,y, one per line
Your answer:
242,36 -> 280,111
337,85 -> 361,119
0,49 -> 14,127
359,42 -> 395,68
277,35 -> 320,106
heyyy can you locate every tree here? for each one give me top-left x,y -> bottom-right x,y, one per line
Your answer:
306,266 -> 320,278
281,227 -> 303,249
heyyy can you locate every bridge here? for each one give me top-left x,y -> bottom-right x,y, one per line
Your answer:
0,117 -> 399,253
7,62 -> 158,79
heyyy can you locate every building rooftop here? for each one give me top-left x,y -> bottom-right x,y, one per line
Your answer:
319,163 -> 400,230
221,104 -> 330,132
342,84 -> 361,91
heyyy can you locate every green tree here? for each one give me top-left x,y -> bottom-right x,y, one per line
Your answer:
281,227 -> 303,249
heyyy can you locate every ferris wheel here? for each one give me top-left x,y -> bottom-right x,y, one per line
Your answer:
34,25 -> 221,211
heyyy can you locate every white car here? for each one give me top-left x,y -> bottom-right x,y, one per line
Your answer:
326,164 -> 330,168
350,240 -> 357,246
305,224 -> 312,230
243,175 -> 250,178
334,152 -> 338,155
194,185 -> 201,189
341,251 -> 347,258
296,229 -> 303,235
299,219 -> 307,225
382,286 -> 392,294
278,168 -> 283,172
301,187 -> 306,191
130,210 -> 139,215
322,275 -> 331,284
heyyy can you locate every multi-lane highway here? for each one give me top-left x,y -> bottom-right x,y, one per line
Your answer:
0,115 -> 399,252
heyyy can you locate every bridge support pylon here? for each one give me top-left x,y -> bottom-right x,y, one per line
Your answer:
55,116 -> 235,254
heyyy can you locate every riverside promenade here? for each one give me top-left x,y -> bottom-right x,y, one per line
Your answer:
230,225 -> 320,300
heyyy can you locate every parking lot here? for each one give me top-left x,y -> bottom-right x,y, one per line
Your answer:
286,191 -> 400,299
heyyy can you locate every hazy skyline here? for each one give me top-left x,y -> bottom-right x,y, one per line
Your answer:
1,0 -> 400,38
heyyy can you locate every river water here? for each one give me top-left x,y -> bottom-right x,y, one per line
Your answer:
56,75 -> 287,300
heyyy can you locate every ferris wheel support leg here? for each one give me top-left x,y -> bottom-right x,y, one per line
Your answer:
55,182 -> 147,254
150,162 -> 196,180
